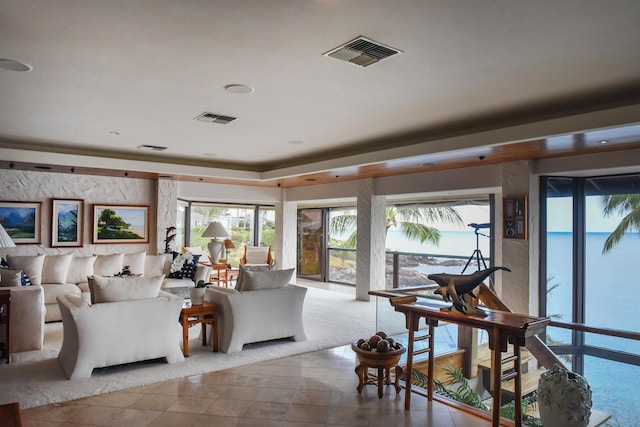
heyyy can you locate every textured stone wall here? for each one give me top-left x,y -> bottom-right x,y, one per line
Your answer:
0,169 -> 157,257
156,179 -> 177,254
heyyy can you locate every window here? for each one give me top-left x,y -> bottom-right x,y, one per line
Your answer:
178,201 -> 274,266
541,174 -> 640,426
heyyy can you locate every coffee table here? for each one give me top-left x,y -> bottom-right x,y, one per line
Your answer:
179,302 -> 218,357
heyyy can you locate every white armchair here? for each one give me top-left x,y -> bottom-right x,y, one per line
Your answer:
204,267 -> 306,353
57,286 -> 184,379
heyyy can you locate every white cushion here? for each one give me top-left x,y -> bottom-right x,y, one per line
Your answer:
144,254 -> 168,277
241,268 -> 294,292
123,251 -> 146,275
236,264 -> 272,291
6,254 -> 45,285
42,253 -> 73,284
93,253 -> 124,276
89,275 -> 164,304
245,246 -> 270,264
66,255 -> 97,284
0,269 -> 23,287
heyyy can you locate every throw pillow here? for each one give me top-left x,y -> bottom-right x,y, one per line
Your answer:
89,275 -> 164,304
123,251 -> 146,275
0,268 -> 23,287
236,263 -> 273,291
144,254 -> 168,277
168,251 -> 200,280
241,268 -> 294,292
6,254 -> 44,285
93,253 -> 124,276
66,255 -> 97,284
41,253 -> 73,284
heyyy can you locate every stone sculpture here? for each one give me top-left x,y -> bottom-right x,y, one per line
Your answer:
427,266 -> 511,316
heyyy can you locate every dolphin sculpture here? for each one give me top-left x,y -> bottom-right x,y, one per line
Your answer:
428,267 -> 511,315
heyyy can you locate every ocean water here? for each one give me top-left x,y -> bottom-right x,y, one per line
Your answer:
384,229 -> 640,426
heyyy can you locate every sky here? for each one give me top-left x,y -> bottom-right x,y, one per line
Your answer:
547,196 -> 628,233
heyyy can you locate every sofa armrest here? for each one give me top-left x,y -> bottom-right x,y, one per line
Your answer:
3,285 -> 45,353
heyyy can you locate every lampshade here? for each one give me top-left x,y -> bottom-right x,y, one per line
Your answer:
201,221 -> 230,239
224,238 -> 235,249
0,223 -> 16,248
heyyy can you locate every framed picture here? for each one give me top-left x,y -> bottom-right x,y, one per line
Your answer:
51,199 -> 84,247
0,201 -> 42,244
93,204 -> 149,244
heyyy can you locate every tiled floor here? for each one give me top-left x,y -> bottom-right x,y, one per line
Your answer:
21,344 -> 492,427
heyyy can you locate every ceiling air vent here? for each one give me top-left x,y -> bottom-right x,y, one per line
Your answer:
194,112 -> 237,125
324,36 -> 402,67
137,144 -> 168,151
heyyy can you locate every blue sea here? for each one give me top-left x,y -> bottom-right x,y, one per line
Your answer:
384,229 -> 640,426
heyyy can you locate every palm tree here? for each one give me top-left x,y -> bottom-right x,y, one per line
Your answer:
601,194 -> 640,254
330,206 -> 463,249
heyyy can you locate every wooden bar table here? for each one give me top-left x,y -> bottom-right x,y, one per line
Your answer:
384,294 -> 549,427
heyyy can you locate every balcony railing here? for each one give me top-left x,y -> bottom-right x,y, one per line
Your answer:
328,248 -> 485,288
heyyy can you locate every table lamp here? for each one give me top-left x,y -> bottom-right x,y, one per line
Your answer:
222,238 -> 235,263
201,221 -> 230,263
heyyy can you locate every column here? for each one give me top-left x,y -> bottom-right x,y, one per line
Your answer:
156,178 -> 178,254
275,190 -> 297,271
355,179 -> 387,301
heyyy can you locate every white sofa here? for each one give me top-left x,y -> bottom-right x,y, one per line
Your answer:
57,281 -> 185,379
3,252 -> 210,323
204,266 -> 307,353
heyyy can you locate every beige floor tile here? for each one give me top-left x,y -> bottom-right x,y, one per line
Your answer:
205,398 -> 253,417
148,411 -> 201,427
254,387 -> 298,404
130,394 -> 179,411
106,408 -> 163,427
64,404 -> 124,425
74,390 -> 144,408
292,389 -> 332,406
193,414 -> 239,427
265,375 -> 303,389
243,401 -> 290,420
284,403 -> 329,423
325,405 -> 369,426
166,396 -> 215,414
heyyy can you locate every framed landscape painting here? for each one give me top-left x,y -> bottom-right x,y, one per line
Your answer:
0,201 -> 42,244
93,204 -> 149,244
52,199 -> 84,247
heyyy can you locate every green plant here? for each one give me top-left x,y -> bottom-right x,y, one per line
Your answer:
196,280 -> 207,288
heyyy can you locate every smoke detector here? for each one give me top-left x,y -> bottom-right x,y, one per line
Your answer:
194,112 -> 237,124
324,36 -> 402,67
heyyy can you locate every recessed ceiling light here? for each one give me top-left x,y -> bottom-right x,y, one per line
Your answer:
224,84 -> 254,94
202,153 -> 218,157
600,140 -> 608,144
0,58 -> 32,72
288,140 -> 304,145
110,131 -> 120,135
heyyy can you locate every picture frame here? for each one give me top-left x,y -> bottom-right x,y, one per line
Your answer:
0,201 -> 42,244
503,196 -> 527,240
51,199 -> 84,247
93,204 -> 149,244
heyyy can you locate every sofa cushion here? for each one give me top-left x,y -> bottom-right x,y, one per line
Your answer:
42,283 -> 82,305
89,275 -> 164,304
0,268 -> 23,287
66,255 -> 97,284
42,253 -> 73,284
123,251 -> 146,275
168,252 -> 200,280
93,253 -> 124,276
1,257 -> 32,286
241,268 -> 294,292
236,264 -> 273,291
6,254 -> 44,285
144,254 -> 168,277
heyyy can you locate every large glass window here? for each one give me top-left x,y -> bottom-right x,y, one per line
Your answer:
541,174 -> 640,426
178,201 -> 273,266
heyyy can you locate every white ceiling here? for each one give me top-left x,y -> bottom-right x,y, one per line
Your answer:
1,0 -> 640,181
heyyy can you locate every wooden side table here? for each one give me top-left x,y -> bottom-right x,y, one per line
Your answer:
0,289 -> 10,364
179,302 -> 218,357
352,342 -> 406,398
